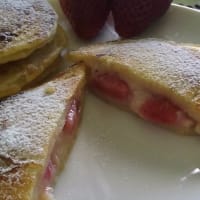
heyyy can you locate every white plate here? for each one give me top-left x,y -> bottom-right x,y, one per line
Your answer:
53,3 -> 200,200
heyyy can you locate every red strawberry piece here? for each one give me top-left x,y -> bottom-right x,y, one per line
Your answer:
140,97 -> 179,125
91,73 -> 130,101
63,99 -> 81,135
43,160 -> 55,183
59,0 -> 110,39
111,0 -> 172,38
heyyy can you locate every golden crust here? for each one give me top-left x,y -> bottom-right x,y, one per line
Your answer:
0,64 -> 86,200
0,159 -> 41,200
0,0 -> 58,64
69,38 -> 200,124
0,26 -> 67,99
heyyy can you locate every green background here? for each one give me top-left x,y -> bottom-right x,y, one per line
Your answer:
174,0 -> 200,6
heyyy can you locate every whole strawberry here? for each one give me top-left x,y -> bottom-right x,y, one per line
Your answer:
59,0 -> 110,39
111,0 -> 172,38
153,0 -> 172,19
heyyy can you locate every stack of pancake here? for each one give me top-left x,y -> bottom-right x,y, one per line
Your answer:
0,0 -> 67,99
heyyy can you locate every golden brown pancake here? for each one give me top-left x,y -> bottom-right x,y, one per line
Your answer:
0,26 -> 67,99
0,64 -> 86,200
0,0 -> 58,64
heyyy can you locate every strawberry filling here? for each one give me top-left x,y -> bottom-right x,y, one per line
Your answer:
63,99 -> 81,135
90,71 -> 194,129
39,98 -> 81,199
140,97 -> 179,125
43,160 -> 55,185
91,73 -> 130,101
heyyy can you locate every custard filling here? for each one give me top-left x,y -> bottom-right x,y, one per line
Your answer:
38,98 -> 81,199
90,70 -> 195,132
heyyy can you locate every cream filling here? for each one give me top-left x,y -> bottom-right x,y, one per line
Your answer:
38,98 -> 81,200
90,69 -> 196,133
39,131 -> 75,200
129,87 -> 194,129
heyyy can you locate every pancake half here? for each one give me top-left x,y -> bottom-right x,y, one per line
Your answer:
0,64 -> 86,200
0,0 -> 58,64
69,38 -> 200,135
0,26 -> 67,99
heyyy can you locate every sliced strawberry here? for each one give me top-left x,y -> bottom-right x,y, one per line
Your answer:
111,0 -> 172,38
59,0 -> 110,39
63,99 -> 81,135
43,160 -> 55,184
140,97 -> 179,125
91,73 -> 130,101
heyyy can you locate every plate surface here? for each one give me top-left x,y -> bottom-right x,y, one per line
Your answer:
53,3 -> 200,200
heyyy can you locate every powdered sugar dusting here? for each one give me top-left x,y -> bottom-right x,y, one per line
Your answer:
0,67 -> 85,199
0,0 -> 58,64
